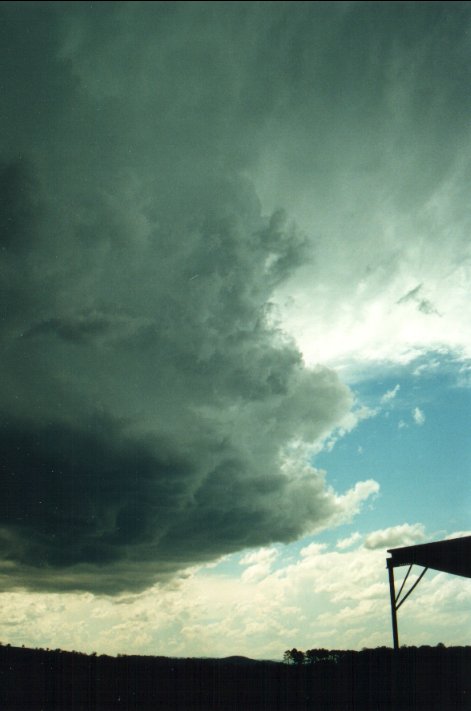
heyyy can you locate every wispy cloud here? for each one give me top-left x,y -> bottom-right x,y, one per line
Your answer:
381,384 -> 400,404
413,407 -> 426,426
336,532 -> 362,550
397,284 -> 441,317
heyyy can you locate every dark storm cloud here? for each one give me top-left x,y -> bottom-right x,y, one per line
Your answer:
6,1 -> 467,592
0,2 -> 365,592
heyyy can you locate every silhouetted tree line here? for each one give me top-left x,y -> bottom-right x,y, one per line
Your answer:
1,642 -> 470,710
283,648 -> 340,665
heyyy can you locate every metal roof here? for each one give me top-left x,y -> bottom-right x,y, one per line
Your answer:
387,535 -> 471,579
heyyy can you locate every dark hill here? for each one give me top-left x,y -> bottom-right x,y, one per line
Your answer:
1,642 -> 470,710
220,655 -> 277,665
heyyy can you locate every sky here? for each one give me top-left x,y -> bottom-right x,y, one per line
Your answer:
0,1 -> 470,659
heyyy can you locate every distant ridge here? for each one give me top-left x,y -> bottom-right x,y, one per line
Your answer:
219,655 -> 278,665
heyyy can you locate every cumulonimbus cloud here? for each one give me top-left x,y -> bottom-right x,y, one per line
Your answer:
0,3 -> 381,593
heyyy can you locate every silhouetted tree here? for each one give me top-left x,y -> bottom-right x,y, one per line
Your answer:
283,648 -> 305,665
305,648 -> 330,664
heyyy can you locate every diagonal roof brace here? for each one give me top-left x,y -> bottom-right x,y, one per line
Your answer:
394,564 -> 428,610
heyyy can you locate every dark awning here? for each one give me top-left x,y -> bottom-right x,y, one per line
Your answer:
387,535 -> 471,578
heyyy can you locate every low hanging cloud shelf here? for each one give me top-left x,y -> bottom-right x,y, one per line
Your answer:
386,535 -> 471,650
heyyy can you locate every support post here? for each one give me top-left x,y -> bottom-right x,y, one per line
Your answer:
387,558 -> 399,651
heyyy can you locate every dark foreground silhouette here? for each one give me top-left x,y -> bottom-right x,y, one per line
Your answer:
1,643 -> 470,710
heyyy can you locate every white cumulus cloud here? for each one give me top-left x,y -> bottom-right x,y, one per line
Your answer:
364,523 -> 427,550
